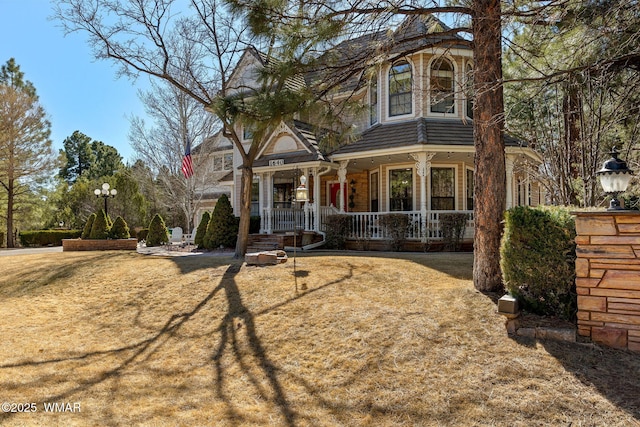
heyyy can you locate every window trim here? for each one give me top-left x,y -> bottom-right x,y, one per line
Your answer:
387,60 -> 414,119
370,169 -> 380,212
464,62 -> 474,120
430,165 -> 458,211
465,166 -> 474,211
387,166 -> 415,212
370,76 -> 379,126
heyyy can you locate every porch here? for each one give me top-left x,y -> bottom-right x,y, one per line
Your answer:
260,206 -> 474,243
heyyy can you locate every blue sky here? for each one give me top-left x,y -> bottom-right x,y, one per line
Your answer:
0,0 -> 150,162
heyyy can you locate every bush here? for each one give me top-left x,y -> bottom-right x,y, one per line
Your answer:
440,212 -> 468,251
500,206 -> 577,320
89,209 -> 110,240
136,228 -> 149,242
380,213 -> 409,251
0,231 -> 4,248
204,194 -> 238,249
110,216 -> 131,239
323,214 -> 351,249
146,214 -> 169,247
194,211 -> 210,248
18,230 -> 82,247
81,213 -> 97,239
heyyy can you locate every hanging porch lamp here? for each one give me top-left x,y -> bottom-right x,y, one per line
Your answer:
295,175 -> 308,203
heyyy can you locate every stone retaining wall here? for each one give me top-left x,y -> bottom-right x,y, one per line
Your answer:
62,238 -> 138,251
574,212 -> 640,352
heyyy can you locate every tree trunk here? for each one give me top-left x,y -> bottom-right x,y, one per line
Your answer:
472,0 -> 505,292
6,178 -> 14,248
234,164 -> 253,258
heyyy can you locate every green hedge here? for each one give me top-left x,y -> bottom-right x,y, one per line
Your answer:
19,230 -> 82,247
380,213 -> 409,251
500,206 -> 577,320
146,214 -> 169,247
440,212 -> 468,251
0,231 -> 4,248
323,214 -> 351,249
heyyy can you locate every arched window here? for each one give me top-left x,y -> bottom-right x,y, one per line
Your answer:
465,63 -> 474,119
388,61 -> 412,116
430,58 -> 455,114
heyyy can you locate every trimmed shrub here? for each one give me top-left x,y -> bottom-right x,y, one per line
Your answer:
146,214 -> 169,247
18,230 -> 82,247
136,228 -> 149,242
323,214 -> 351,249
440,212 -> 468,251
194,211 -> 210,248
500,206 -> 577,320
0,231 -> 4,247
110,216 -> 131,239
89,209 -> 110,240
81,213 -> 97,239
380,213 -> 409,251
204,194 -> 238,249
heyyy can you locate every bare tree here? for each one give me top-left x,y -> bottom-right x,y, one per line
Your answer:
0,83 -> 55,248
129,79 -> 220,232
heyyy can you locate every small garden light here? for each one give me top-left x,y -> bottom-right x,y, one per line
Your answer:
94,182 -> 117,216
295,175 -> 308,203
597,147 -> 634,211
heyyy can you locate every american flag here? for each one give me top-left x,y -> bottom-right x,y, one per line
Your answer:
181,138 -> 194,179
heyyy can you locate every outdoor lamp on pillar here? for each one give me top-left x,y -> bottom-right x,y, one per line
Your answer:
295,175 -> 308,203
94,183 -> 117,216
597,148 -> 634,211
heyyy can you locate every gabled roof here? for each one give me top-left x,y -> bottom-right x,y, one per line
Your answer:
253,120 -> 329,167
330,118 -> 526,155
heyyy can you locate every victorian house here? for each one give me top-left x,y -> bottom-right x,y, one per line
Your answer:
194,16 -> 542,249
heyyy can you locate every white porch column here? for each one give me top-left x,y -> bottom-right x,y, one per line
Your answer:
338,161 -> 348,212
412,152 -> 435,241
313,168 -> 320,232
505,154 -> 516,209
265,172 -> 273,233
258,173 -> 265,233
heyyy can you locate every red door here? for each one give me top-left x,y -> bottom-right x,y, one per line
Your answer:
330,183 -> 347,211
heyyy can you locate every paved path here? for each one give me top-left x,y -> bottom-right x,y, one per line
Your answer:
0,245 -> 235,258
0,246 -> 63,256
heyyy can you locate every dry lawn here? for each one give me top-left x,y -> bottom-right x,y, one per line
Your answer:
0,250 -> 639,427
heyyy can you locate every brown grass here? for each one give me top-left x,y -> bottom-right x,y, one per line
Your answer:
0,250 -> 639,426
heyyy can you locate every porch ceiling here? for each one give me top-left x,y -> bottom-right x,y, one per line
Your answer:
344,151 -> 475,172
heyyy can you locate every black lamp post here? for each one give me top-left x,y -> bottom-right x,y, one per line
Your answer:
94,183 -> 117,216
293,172 -> 308,292
597,147 -> 634,211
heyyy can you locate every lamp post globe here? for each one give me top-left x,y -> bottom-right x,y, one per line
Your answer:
94,183 -> 117,216
597,148 -> 634,211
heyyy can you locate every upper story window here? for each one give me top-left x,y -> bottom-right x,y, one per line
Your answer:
465,63 -> 474,119
430,58 -> 455,114
370,78 -> 378,125
213,152 -> 233,171
388,61 -> 412,117
243,123 -> 255,140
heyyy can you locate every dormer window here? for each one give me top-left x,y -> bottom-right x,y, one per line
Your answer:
430,58 -> 455,114
388,61 -> 412,117
243,123 -> 255,140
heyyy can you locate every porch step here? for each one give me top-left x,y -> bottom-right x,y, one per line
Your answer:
247,234 -> 283,252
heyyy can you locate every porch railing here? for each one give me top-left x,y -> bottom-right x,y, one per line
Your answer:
262,207 -> 474,241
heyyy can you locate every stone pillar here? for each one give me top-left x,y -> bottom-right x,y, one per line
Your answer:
574,211 -> 640,352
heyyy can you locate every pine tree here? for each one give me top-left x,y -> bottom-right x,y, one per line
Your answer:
194,211 -> 210,248
146,214 -> 169,247
204,195 -> 238,249
89,209 -> 110,239
110,216 -> 130,239
81,213 -> 96,239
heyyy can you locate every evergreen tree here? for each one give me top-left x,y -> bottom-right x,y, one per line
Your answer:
59,131 -> 95,184
194,211 -> 210,248
89,209 -> 110,239
81,212 -> 96,239
110,216 -> 130,239
146,213 -> 169,247
204,195 -> 238,249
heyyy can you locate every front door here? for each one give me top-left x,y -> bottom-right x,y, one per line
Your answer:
329,183 -> 347,211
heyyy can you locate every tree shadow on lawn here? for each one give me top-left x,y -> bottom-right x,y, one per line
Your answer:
0,258 -> 354,426
542,339 -> 640,420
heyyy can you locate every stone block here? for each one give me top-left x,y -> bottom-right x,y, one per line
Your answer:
577,245 -> 636,259
497,294 -> 519,315
257,252 -> 278,264
618,224 -> 640,234
245,250 -> 288,266
575,258 -> 590,278
576,278 -> 601,288
578,295 -> 607,312
575,235 -> 590,245
536,327 -> 576,342
591,236 -> 640,245
628,341 -> 640,352
575,216 -> 617,236
591,327 -> 628,350
599,270 -> 640,290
